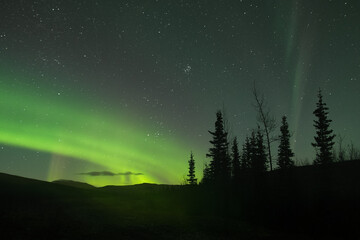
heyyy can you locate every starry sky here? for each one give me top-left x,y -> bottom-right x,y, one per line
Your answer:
0,0 -> 359,186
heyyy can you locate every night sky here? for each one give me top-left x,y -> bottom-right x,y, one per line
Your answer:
0,0 -> 359,186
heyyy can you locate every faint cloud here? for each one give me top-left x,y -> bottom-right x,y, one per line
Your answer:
118,171 -> 144,176
79,171 -> 144,177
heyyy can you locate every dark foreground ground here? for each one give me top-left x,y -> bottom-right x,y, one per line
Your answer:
1,160 -> 360,239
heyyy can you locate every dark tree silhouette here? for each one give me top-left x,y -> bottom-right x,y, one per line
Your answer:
206,111 -> 231,184
252,85 -> 277,171
187,152 -> 197,185
249,131 -> 257,169
250,131 -> 257,150
252,127 -> 267,172
277,116 -> 294,169
337,134 -> 345,162
241,136 -> 252,170
231,137 -> 241,180
312,89 -> 335,165
201,163 -> 212,184
347,141 -> 360,161
246,129 -> 267,173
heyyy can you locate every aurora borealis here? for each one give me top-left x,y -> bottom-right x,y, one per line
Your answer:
0,69 -> 191,186
0,1 -> 360,186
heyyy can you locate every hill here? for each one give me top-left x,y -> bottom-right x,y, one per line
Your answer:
0,172 -> 288,239
1,160 -> 360,239
53,179 -> 95,189
248,160 -> 360,238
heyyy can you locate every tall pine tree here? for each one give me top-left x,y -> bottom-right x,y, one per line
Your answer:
231,137 -> 241,181
240,136 -> 252,170
312,89 -> 335,165
247,129 -> 267,173
277,116 -> 294,169
253,127 -> 267,172
206,111 -> 231,184
187,152 -> 197,185
249,131 -> 257,168
201,163 -> 212,184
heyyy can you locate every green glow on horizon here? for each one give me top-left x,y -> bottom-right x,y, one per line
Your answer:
0,72 -> 190,186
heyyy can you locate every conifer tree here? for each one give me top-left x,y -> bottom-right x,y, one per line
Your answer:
312,89 -> 335,165
241,136 -> 252,170
253,127 -> 267,172
247,128 -> 267,172
249,130 -> 257,167
277,116 -> 295,169
231,137 -> 241,180
206,111 -> 231,184
201,163 -> 211,184
187,152 -> 197,185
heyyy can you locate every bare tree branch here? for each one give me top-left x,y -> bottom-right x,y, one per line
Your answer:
252,83 -> 277,171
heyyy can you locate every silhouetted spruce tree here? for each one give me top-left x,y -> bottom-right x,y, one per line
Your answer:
250,128 -> 267,172
312,89 -> 335,165
277,116 -> 295,169
249,130 -> 257,162
337,134 -> 345,162
248,131 -> 257,169
206,111 -> 231,184
240,136 -> 252,170
201,163 -> 212,184
231,137 -> 241,181
187,152 -> 197,185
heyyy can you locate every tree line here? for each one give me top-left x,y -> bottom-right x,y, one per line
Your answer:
186,88 -> 358,185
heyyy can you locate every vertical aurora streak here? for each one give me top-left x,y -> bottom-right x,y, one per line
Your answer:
290,53 -> 308,153
285,1 -> 315,154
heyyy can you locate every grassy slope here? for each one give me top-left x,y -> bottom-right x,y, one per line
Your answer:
0,173 -> 280,239
1,160 -> 360,239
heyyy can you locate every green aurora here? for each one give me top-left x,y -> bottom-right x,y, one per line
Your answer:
0,71 -> 191,186
1,0 -> 359,187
